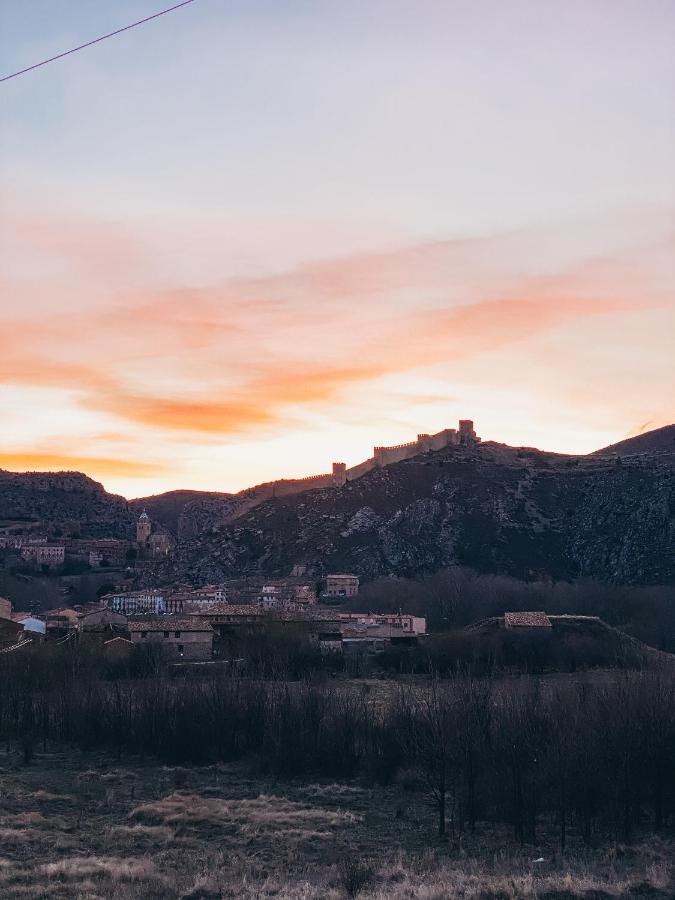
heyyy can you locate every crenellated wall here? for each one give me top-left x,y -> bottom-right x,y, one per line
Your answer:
230,422 -> 479,518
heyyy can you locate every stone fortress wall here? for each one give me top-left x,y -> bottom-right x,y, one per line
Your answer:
236,420 -> 479,512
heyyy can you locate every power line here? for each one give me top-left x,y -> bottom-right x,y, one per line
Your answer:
1,0 -> 197,83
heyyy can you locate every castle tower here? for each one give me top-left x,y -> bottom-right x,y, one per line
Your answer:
332,462 -> 347,486
458,419 -> 478,445
136,510 -> 152,545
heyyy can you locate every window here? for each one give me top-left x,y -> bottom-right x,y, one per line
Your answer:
177,644 -> 184,656
174,630 -> 181,638
163,630 -> 169,638
141,631 -> 147,639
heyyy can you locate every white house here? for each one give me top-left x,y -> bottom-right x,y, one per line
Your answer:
13,615 -> 47,635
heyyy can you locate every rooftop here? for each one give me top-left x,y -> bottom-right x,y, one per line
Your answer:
188,604 -> 342,623
127,619 -> 214,633
504,611 -> 552,628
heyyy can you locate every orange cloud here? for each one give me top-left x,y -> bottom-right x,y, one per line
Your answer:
0,453 -> 168,480
1,210 -> 670,444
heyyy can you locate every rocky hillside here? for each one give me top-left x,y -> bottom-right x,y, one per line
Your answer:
591,425 -> 675,457
161,433 -> 675,586
0,470 -> 132,538
3,426 -> 674,585
129,491 -> 240,539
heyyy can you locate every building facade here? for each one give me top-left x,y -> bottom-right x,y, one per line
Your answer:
105,590 -> 167,615
20,544 -> 65,568
325,574 -> 359,598
127,619 -> 214,660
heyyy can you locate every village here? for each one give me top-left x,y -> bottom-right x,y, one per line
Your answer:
0,503 -> 432,663
0,423 -> 483,664
0,571 -> 429,665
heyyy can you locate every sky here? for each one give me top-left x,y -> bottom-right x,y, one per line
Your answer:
0,0 -> 673,498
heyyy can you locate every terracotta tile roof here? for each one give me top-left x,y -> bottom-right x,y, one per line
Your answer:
188,603 -> 256,616
188,604 -> 341,623
127,619 -> 214,633
504,611 -> 551,628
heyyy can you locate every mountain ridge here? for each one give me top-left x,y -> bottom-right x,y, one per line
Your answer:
591,425 -> 675,457
154,431 -> 675,586
2,425 -> 673,586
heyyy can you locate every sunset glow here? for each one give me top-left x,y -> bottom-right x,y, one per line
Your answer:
1,1 -> 673,497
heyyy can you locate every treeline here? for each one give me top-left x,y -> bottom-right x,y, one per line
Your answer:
1,647 -> 674,846
346,568 -> 675,652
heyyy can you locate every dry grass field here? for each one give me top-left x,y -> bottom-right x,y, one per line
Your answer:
0,747 -> 672,899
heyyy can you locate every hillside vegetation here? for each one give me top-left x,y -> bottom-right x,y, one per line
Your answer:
162,434 -> 675,585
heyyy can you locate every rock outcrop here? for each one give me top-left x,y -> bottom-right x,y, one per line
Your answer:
0,470 -> 132,537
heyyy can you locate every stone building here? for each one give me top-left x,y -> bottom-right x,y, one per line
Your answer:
79,608 -> 128,628
339,612 -> 426,635
325,574 -> 359,598
20,544 -> 65,569
127,618 -> 214,661
503,611 -> 552,633
104,590 -> 167,615
148,531 -> 173,557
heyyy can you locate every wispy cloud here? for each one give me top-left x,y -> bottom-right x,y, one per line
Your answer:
1,203 -> 672,492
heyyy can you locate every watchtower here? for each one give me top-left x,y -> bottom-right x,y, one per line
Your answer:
332,462 -> 347,486
136,510 -> 151,545
458,420 -> 477,445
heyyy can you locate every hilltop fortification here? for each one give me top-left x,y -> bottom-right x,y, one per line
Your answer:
138,421 -> 481,535
239,419 -> 480,503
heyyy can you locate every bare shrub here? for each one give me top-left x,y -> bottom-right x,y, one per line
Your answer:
41,855 -> 160,882
338,858 -> 375,897
107,823 -> 175,846
129,792 -> 361,841
29,790 -> 76,803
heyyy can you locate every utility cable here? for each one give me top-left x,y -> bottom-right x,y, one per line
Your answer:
1,0 -> 197,83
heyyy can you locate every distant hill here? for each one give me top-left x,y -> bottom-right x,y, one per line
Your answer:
0,470 -> 131,538
161,431 -> 675,585
592,425 -> 675,457
464,614 -> 675,671
2,425 -> 674,585
129,490 -> 239,538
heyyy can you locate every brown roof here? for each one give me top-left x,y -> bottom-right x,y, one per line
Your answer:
127,619 -> 214,633
190,604 -> 340,623
504,611 -> 551,628
187,603 -> 258,617
44,608 -> 82,623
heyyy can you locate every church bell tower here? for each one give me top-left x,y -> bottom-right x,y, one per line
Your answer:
136,510 -> 151,545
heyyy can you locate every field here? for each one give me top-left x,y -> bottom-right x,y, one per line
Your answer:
0,747 -> 672,899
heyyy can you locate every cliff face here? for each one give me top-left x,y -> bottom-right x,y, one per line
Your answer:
0,470 -> 132,537
163,437 -> 675,586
